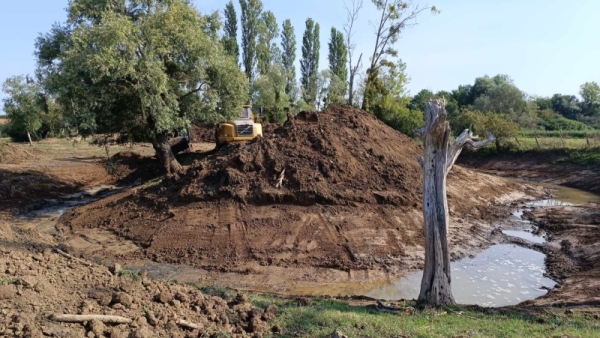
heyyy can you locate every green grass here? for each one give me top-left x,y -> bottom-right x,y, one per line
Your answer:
246,294 -> 600,338
192,287 -> 600,337
117,269 -> 139,281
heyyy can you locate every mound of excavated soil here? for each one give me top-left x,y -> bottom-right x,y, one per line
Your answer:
189,125 -> 214,143
61,105 -> 537,274
109,151 -> 162,184
0,142 -> 40,164
0,246 -> 277,337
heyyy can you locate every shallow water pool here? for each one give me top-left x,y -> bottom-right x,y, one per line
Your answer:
366,244 -> 556,307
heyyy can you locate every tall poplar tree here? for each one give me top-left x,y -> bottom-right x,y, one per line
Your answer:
222,1 -> 239,64
239,0 -> 263,85
328,28 -> 348,100
300,18 -> 320,106
257,11 -> 279,76
281,19 -> 297,98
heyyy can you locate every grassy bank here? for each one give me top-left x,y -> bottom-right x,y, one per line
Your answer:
197,287 -> 600,338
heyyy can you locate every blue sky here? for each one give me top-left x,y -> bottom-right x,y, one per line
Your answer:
1,0 -> 599,113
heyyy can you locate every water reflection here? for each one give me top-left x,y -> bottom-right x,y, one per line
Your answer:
366,244 -> 556,307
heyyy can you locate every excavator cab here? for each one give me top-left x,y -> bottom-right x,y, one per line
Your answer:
215,105 -> 263,147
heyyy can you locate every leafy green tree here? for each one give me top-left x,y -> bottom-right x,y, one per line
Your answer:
532,96 -> 552,111
328,28 -> 348,99
1,75 -> 45,145
362,0 -> 438,111
366,59 -> 422,136
550,94 -> 581,120
37,0 -> 248,174
281,19 -> 297,99
451,109 -> 520,152
451,84 -> 473,108
240,0 -> 263,86
252,65 -> 290,122
409,89 -> 434,112
257,11 -> 278,76
222,1 -> 239,64
300,18 -> 320,107
580,81 -> 600,117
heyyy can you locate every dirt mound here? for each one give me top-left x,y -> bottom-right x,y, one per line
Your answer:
0,142 -> 40,164
0,247 -> 277,337
61,105 -> 536,275
108,151 -> 162,185
189,124 -> 214,143
180,105 -> 422,206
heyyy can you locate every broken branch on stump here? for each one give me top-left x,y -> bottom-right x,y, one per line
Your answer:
178,319 -> 199,330
446,130 -> 495,172
49,313 -> 132,324
55,248 -> 92,267
275,169 -> 285,189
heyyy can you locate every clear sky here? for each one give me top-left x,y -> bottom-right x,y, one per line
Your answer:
1,0 -> 599,113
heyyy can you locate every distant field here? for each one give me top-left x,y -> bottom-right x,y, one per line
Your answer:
513,136 -> 597,150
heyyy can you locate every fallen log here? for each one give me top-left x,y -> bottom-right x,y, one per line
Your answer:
177,319 -> 199,330
49,313 -> 132,324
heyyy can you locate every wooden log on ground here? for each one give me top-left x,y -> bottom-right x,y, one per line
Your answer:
49,313 -> 132,324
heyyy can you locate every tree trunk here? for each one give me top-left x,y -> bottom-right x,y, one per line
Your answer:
27,131 -> 33,146
154,133 -> 183,176
415,100 -> 495,306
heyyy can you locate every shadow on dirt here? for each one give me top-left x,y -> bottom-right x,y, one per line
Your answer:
0,168 -> 83,214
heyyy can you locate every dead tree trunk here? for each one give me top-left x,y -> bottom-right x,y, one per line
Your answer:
415,99 -> 495,306
27,131 -> 33,146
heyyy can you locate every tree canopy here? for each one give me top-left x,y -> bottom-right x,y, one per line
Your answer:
36,0 -> 248,173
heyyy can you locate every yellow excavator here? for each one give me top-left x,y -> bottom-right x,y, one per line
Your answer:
215,105 -> 263,147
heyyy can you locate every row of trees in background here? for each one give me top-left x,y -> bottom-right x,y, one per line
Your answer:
407,76 -> 600,150
2,0 -> 599,170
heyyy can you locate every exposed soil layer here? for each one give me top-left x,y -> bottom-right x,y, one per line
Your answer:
0,220 -> 277,337
0,142 -> 40,164
60,106 -> 537,276
458,150 -> 600,195
0,141 -> 158,216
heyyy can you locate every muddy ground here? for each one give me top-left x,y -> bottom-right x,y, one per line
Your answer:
1,139 -> 276,337
2,106 -> 600,337
462,154 -> 600,307
459,150 -> 600,195
57,106 -> 541,294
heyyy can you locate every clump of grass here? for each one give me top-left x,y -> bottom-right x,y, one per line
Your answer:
117,269 -> 139,281
0,277 -> 20,285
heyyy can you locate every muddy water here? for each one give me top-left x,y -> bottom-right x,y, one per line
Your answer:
366,245 -> 556,306
366,184 -> 600,306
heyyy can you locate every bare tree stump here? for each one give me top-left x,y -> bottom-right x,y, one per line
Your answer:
415,99 -> 495,306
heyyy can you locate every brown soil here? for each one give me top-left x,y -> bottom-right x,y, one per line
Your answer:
0,142 -> 40,164
59,106 -> 538,281
189,125 -> 214,143
0,220 -> 277,337
0,141 -> 159,216
520,204 -> 600,307
458,150 -> 600,195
